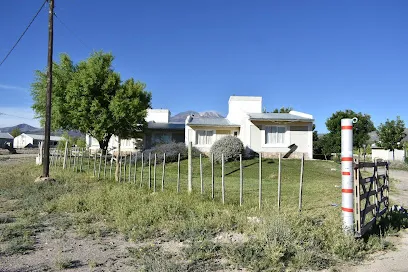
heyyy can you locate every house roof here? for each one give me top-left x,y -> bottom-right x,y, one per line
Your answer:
248,113 -> 314,122
22,134 -> 62,141
147,122 -> 185,130
187,118 -> 240,127
0,133 -> 13,139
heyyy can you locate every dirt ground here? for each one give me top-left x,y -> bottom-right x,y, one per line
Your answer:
332,169 -> 408,272
1,156 -> 407,271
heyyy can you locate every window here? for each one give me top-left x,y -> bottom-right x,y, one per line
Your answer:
152,133 -> 172,144
196,130 -> 214,145
265,126 -> 285,144
233,131 -> 238,137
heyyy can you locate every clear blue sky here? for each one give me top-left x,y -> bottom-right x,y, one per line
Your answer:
0,0 -> 407,132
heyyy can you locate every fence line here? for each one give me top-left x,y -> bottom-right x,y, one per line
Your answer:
48,149 -> 309,210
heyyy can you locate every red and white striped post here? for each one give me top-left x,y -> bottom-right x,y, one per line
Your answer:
341,118 -> 356,232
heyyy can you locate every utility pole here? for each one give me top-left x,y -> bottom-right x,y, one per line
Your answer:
43,0 -> 54,178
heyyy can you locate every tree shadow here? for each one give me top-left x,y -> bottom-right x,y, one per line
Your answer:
362,206 -> 408,240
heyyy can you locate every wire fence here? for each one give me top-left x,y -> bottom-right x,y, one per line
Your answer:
47,145 -> 307,211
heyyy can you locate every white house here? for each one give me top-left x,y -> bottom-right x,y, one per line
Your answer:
185,96 -> 314,159
86,109 -> 185,152
13,133 -> 62,148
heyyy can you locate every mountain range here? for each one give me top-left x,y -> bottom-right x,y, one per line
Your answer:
0,111 -> 223,136
170,111 -> 224,122
0,124 -> 83,137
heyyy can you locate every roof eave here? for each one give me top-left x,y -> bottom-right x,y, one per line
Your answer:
187,124 -> 240,128
249,118 -> 314,122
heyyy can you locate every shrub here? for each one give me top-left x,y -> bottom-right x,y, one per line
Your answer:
210,136 -> 244,163
142,142 -> 200,163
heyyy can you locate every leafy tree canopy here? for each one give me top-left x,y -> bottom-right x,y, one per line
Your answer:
31,51 -> 152,150
10,128 -> 21,138
272,107 -> 293,113
377,116 -> 406,151
325,110 -> 375,153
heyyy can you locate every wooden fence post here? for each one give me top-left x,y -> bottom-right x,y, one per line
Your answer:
119,154 -> 122,183
80,148 -> 84,172
128,153 -> 132,182
298,153 -> 305,212
278,153 -> 282,211
200,154 -> 203,194
148,153 -> 151,189
103,152 -> 107,178
93,151 -> 97,176
153,153 -> 157,192
98,151 -> 102,178
162,153 -> 166,192
68,147 -> 72,169
222,154 -> 225,204
133,152 -> 138,184
177,153 -> 180,193
140,153 -> 144,187
87,148 -> 91,171
109,154 -> 113,179
240,154 -> 243,206
259,153 -> 262,210
62,141 -> 68,169
73,148 -> 77,171
123,154 -> 127,182
188,142 -> 192,193
211,153 -> 215,199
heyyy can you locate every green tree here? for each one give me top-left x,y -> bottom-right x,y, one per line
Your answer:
110,78 -> 151,180
272,107 -> 293,113
10,128 -> 21,138
312,124 -> 321,156
31,51 -> 152,152
325,110 -> 375,154
377,116 -> 406,160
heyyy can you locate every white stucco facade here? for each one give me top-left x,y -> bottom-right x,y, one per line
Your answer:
13,133 -> 62,148
185,96 -> 314,159
86,109 -> 177,152
371,148 -> 405,161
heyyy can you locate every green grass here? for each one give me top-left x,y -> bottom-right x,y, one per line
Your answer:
0,156 -> 397,271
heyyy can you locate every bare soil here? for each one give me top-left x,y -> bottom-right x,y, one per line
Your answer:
1,158 -> 407,272
330,169 -> 408,272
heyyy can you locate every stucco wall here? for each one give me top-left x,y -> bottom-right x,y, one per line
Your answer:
185,125 -> 239,153
13,134 -> 33,148
146,109 -> 170,123
249,121 -> 313,159
372,149 -> 405,161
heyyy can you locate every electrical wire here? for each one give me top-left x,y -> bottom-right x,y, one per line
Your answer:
0,112 -> 34,120
0,0 -> 48,68
53,10 -> 91,50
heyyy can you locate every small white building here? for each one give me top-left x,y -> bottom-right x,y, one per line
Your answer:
185,96 -> 314,159
13,133 -> 62,148
371,147 -> 406,161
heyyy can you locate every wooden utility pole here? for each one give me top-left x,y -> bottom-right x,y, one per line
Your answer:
43,0 -> 54,178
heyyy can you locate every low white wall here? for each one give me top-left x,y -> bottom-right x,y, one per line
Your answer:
372,149 -> 405,161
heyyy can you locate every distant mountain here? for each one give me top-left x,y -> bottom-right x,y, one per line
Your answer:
369,129 -> 408,144
0,123 -> 42,134
0,124 -> 84,138
170,111 -> 224,122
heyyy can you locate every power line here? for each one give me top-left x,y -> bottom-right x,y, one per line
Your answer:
0,0 -> 48,68
0,112 -> 34,120
53,11 -> 91,50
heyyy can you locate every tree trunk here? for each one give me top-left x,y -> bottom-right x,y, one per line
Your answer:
393,149 -> 395,161
115,136 -> 121,181
99,134 -> 112,154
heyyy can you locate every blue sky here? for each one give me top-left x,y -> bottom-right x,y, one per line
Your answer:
0,0 -> 407,132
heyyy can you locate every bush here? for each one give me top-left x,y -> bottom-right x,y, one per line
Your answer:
142,142 -> 200,163
210,136 -> 244,163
